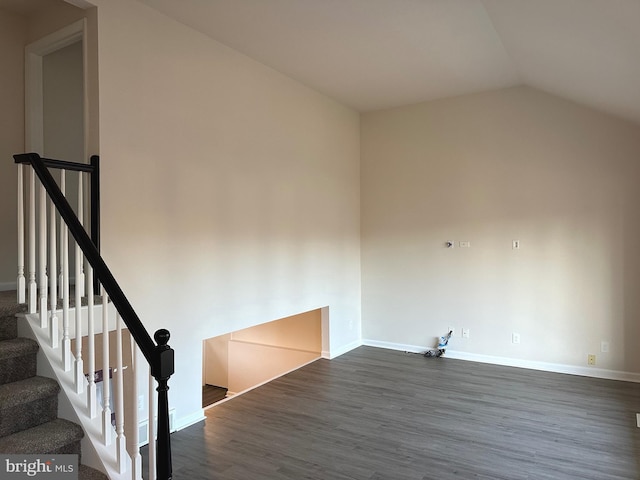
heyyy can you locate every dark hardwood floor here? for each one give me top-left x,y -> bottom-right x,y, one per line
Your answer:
143,346 -> 640,479
203,384 -> 228,408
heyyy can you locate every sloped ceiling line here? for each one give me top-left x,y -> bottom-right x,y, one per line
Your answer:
6,0 -> 638,124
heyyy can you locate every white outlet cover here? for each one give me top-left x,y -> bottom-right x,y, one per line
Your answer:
462,329 -> 470,338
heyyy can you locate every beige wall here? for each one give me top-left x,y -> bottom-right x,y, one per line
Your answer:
0,9 -> 26,289
26,0 -> 89,44
361,86 -> 640,373
89,0 -> 361,427
227,342 -> 318,394
203,333 -> 230,387
204,309 -> 321,394
231,308 -> 321,352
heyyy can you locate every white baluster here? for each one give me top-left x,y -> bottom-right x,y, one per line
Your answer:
62,216 -> 71,371
74,238 -> 84,394
76,173 -> 85,297
87,264 -> 96,418
17,164 -> 25,304
131,338 -> 142,480
58,171 -> 65,300
49,199 -> 58,349
38,180 -> 48,328
28,168 -> 36,313
115,313 -> 127,474
102,289 -> 112,446
148,373 -> 157,480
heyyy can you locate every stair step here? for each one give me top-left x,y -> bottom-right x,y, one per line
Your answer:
0,290 -> 27,318
0,418 -> 84,455
0,338 -> 38,385
0,376 -> 60,437
78,464 -> 109,480
0,316 -> 17,341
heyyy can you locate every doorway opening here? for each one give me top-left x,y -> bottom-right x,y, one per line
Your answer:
25,18 -> 87,159
202,308 -> 323,408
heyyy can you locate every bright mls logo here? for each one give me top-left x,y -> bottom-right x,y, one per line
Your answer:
1,455 -> 78,479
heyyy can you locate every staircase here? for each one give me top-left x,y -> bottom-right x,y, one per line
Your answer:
10,153 -> 175,479
0,290 -> 107,479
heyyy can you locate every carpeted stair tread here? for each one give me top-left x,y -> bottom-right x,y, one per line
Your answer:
0,377 -> 59,437
0,338 -> 38,385
0,315 -> 17,341
0,290 -> 27,318
0,418 -> 84,454
0,337 -> 39,359
0,376 -> 59,409
78,464 -> 109,480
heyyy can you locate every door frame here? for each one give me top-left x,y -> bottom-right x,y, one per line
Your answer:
25,18 -> 88,158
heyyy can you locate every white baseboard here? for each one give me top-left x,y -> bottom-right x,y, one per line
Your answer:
174,410 -> 206,432
363,339 -> 424,354
0,281 -> 17,292
328,339 -> 362,359
362,339 -> 640,383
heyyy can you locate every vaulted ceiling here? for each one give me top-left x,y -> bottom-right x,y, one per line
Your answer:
3,0 -> 639,123
137,0 -> 640,124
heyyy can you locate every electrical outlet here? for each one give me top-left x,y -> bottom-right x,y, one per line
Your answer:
459,241 -> 471,248
512,332 -> 521,344
448,326 -> 456,337
588,354 -> 596,366
462,328 -> 470,339
512,240 -> 520,249
601,341 -> 609,353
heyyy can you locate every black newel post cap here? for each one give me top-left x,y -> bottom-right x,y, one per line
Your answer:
152,329 -> 175,379
155,329 -> 170,346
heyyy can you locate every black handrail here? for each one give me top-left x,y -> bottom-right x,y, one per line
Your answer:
14,152 -> 173,480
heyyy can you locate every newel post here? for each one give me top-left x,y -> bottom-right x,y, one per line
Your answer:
151,329 -> 174,480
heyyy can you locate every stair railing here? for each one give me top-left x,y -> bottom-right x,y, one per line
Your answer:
14,152 -> 174,480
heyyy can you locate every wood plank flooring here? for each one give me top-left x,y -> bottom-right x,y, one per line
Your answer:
203,385 -> 228,408
142,346 -> 640,479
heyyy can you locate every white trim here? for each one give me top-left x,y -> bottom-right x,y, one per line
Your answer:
328,339 -> 362,359
25,18 -> 87,155
139,408 -> 191,447
363,339 -> 424,354
362,339 -> 640,383
64,0 -> 94,9
0,281 -> 17,292
174,410 -> 206,432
